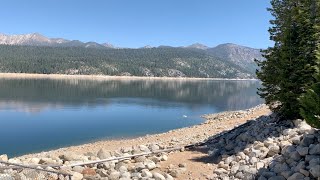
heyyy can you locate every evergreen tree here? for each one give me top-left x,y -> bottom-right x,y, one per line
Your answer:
256,0 -> 319,119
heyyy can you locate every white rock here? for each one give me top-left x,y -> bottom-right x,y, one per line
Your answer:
0,154 -> 8,161
141,169 -> 153,178
71,172 -> 83,180
153,172 -> 165,180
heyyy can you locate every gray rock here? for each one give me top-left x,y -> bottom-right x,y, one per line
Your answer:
309,144 -> 320,155
141,169 -> 153,178
153,172 -> 165,180
235,172 -> 244,179
280,171 -> 293,179
60,153 -> 85,161
139,145 -> 150,152
287,172 -> 305,180
134,162 -> 145,171
97,149 -> 112,159
299,169 -> 309,177
258,176 -> 267,180
268,176 -> 286,180
297,146 -> 309,156
268,146 -> 280,156
289,151 -> 301,161
308,158 -> 320,167
262,171 -> 276,178
109,171 -> 121,180
305,155 -> 320,162
300,135 -> 315,147
291,136 -> 301,145
273,163 -> 290,174
121,172 -> 131,179
134,155 -> 146,163
149,144 -> 160,152
309,165 -> 320,178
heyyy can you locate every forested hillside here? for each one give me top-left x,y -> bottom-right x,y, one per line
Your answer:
0,45 -> 254,78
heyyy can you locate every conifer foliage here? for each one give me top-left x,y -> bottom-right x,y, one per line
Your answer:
256,0 -> 319,121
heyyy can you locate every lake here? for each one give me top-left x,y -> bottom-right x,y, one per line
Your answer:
0,78 -> 263,157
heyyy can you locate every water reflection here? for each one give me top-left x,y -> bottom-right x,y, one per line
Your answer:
0,78 -> 262,112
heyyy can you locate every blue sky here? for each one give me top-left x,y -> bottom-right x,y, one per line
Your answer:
0,0 -> 272,48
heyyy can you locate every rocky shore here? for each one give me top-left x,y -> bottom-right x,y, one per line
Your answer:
1,104 -> 319,180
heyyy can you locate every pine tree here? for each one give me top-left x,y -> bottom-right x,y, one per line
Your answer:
256,0 -> 319,119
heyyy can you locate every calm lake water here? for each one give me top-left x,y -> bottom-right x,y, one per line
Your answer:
0,78 -> 263,157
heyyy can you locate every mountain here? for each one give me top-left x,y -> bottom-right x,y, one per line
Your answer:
185,43 -> 209,50
0,45 -> 254,79
0,33 -> 114,48
207,43 -> 264,73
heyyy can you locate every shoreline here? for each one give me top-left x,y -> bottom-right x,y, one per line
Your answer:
17,104 -> 269,159
0,73 -> 258,81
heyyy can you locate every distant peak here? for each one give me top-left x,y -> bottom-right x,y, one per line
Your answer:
186,43 -> 209,50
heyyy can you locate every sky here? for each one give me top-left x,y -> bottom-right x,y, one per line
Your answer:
0,0 -> 273,49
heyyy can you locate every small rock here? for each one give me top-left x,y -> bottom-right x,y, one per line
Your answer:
141,169 -> 153,178
161,154 -> 168,161
145,161 -> 156,170
299,169 -> 309,177
309,144 -> 320,155
0,154 -> 8,162
287,172 -> 305,180
309,165 -> 320,178
297,146 -> 309,156
109,171 -> 120,180
82,168 -> 96,176
97,149 -> 112,159
300,135 -> 314,147
73,166 -> 85,173
153,172 -> 165,180
72,172 -> 83,180
164,173 -> 174,180
268,176 -> 286,180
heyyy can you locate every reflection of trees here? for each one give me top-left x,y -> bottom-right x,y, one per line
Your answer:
0,79 -> 263,110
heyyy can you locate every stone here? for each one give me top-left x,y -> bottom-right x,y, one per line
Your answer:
230,164 -> 240,174
262,171 -> 276,178
82,168 -> 96,176
297,146 -> 309,156
121,172 -> 131,179
134,155 -> 146,162
72,172 -> 83,180
258,176 -> 267,180
309,158 -> 320,167
309,144 -> 320,155
300,135 -> 315,147
291,136 -> 301,145
299,169 -> 309,177
73,166 -> 85,173
97,149 -> 112,159
268,176 -> 286,180
268,146 -> 280,156
161,154 -> 168,161
153,172 -> 165,180
235,172 -> 244,179
96,169 -> 108,177
214,168 -> 228,175
287,172 -> 305,180
164,173 -> 174,180
309,165 -> 320,178
0,154 -> 8,162
289,151 -> 301,161
139,145 -> 150,152
145,161 -> 156,170
257,162 -> 265,169
141,169 -> 153,178
134,162 -> 145,171
60,153 -> 85,161
280,171 -> 293,179
149,144 -> 160,151
109,171 -> 121,180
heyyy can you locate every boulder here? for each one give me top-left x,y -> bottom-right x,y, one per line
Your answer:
71,172 -> 83,180
309,144 -> 320,155
108,171 -> 120,180
296,146 -> 309,156
287,172 -> 305,180
0,154 -> 8,162
153,172 -> 165,180
300,135 -> 315,147
97,149 -> 112,159
309,165 -> 320,178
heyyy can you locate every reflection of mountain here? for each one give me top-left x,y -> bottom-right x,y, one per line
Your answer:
0,78 -> 263,112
